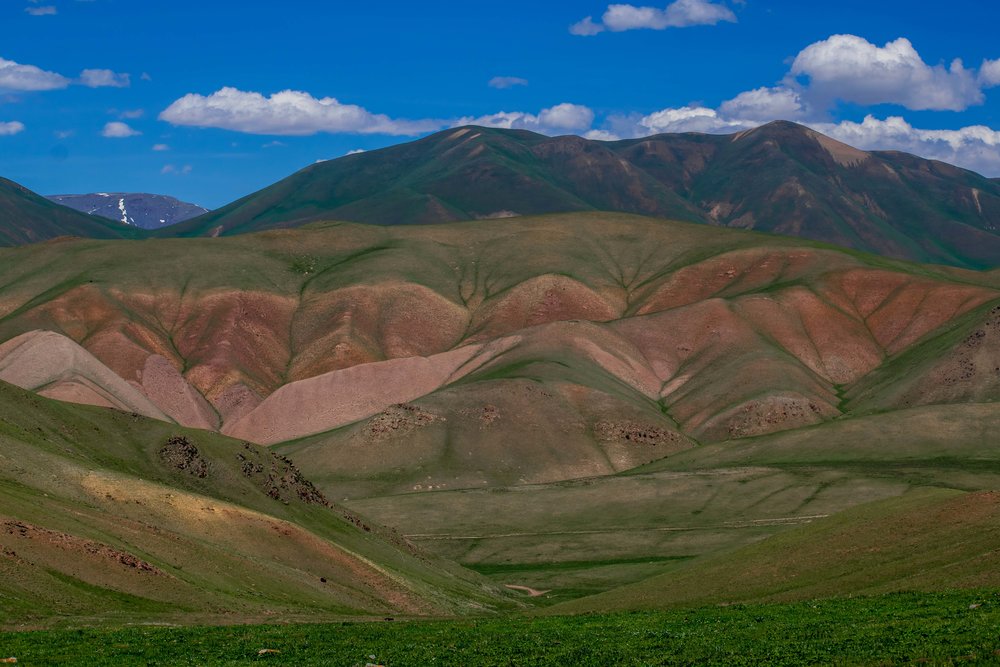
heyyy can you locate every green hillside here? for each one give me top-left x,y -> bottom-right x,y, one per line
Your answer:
0,381 -> 513,629
552,488 -> 1000,613
161,122 -> 1000,268
0,178 -> 142,246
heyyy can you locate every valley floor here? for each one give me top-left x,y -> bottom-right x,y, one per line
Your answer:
1,590 -> 998,666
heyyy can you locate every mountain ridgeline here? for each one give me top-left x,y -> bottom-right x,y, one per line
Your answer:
47,193 -> 208,230
163,121 -> 1000,269
0,177 -> 141,246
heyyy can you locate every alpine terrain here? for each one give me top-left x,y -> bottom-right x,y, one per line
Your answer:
47,192 -> 208,229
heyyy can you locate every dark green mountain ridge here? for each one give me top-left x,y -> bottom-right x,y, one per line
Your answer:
0,178 -> 141,246
162,121 -> 1000,269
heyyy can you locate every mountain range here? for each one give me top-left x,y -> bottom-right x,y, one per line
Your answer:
46,192 -> 208,230
4,121 -> 1000,627
1,121 -> 1000,269
162,121 -> 1000,268
0,177 -> 140,245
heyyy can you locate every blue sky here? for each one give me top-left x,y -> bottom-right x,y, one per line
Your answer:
2,0 -> 1000,208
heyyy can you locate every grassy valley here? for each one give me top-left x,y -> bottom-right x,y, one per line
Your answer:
2,123 -> 1000,665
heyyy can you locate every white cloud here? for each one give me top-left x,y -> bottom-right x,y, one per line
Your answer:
810,115 -> 1000,176
118,108 -> 144,119
571,0 -> 736,35
584,129 -> 622,141
980,59 -> 1000,87
80,69 -> 130,88
789,35 -> 983,112
459,102 -> 595,134
262,140 -> 287,148
569,16 -> 605,36
24,5 -> 57,15
719,86 -> 808,121
160,87 -> 443,136
0,56 -> 69,91
345,148 -> 366,155
54,129 -> 74,139
162,164 -> 192,175
0,121 -> 25,136
152,143 -> 169,151
489,76 -> 529,89
638,105 -> 747,134
101,121 -> 140,138
597,104 -> 1000,176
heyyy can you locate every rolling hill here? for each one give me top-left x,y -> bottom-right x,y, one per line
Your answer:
551,488 -> 1000,613
0,380 -> 513,629
0,178 -> 142,246
4,211 -> 1000,620
1,213 -> 999,488
161,121 -> 1000,268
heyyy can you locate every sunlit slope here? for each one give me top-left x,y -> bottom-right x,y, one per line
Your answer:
0,381 -> 513,629
161,122 -> 1000,268
551,488 -> 1000,613
344,402 -> 1000,603
275,322 -> 695,498
1,213 -> 998,458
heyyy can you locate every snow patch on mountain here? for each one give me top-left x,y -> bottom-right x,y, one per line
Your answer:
46,193 -> 209,230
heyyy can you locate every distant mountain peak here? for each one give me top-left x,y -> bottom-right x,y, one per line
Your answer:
0,178 -> 140,246
46,192 -> 208,230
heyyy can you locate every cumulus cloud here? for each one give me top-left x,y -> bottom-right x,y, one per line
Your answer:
0,56 -> 69,91
458,103 -> 596,134
160,87 -> 443,136
571,0 -> 736,35
79,68 -> 130,88
0,57 -> 134,92
101,121 -> 140,138
637,105 -> 747,134
24,5 -> 57,15
719,86 -> 809,121
569,17 -> 605,36
584,129 -> 622,141
0,121 -> 25,136
980,59 -> 1000,87
489,76 -> 528,89
592,103 -> 1000,176
789,35 -> 983,111
152,143 -> 169,151
161,164 -> 192,175
810,115 -> 1000,176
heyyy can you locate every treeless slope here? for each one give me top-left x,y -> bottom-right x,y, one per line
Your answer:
634,403 -> 1000,474
844,303 -> 1000,413
551,488 -> 1000,613
0,330 -> 169,421
159,121 -> 1000,268
223,343 -> 497,444
277,322 -> 692,497
0,214 -> 997,458
0,177 -> 142,246
0,381 -> 513,628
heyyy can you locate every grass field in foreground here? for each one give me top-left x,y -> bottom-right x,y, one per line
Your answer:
2,591 -> 1000,666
